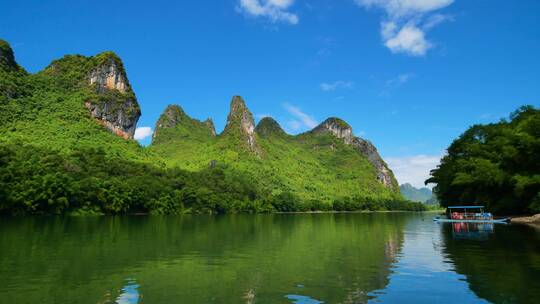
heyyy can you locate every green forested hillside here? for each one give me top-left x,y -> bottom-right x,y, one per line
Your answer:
0,43 -> 149,161
0,39 -> 424,215
150,101 -> 401,205
400,183 -> 437,204
427,106 -> 540,214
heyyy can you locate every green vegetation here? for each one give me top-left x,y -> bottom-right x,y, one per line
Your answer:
254,117 -> 287,138
149,104 -> 421,211
0,39 -> 424,215
400,183 -> 438,204
152,118 -> 399,201
427,106 -> 540,214
0,142 -> 276,215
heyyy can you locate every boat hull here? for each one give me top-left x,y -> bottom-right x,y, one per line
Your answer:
433,218 -> 510,224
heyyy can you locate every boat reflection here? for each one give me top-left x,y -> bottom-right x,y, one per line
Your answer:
451,222 -> 494,241
442,220 -> 540,303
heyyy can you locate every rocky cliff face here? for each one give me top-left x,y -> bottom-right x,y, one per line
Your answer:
351,137 -> 396,189
204,118 -> 216,136
223,96 -> 260,154
85,52 -> 140,139
89,57 -> 128,93
313,117 -> 398,191
312,118 -> 355,144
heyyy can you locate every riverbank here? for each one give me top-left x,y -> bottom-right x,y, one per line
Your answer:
511,214 -> 540,227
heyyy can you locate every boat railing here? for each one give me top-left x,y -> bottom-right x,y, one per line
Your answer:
450,211 -> 493,220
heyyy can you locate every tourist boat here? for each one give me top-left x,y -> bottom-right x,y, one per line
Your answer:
433,206 -> 510,223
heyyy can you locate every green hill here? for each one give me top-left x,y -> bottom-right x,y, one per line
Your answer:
400,183 -> 437,204
0,41 -> 147,160
0,39 -> 424,215
150,96 -> 401,205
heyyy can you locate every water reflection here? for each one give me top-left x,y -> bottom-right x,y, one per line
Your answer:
1,214 -> 538,303
368,216 -> 490,304
286,294 -> 324,303
442,222 -> 540,303
451,222 -> 495,241
0,214 -> 407,303
115,279 -> 140,304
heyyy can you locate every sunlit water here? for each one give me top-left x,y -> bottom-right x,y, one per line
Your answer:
1,213 -> 539,303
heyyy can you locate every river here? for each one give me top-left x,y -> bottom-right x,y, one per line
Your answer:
0,213 -> 539,303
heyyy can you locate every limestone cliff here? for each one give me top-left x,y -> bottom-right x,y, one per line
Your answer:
312,117 -> 398,191
351,137 -> 397,190
222,96 -> 260,154
204,118 -> 217,136
312,118 -> 355,144
89,57 -> 128,93
85,52 -> 140,139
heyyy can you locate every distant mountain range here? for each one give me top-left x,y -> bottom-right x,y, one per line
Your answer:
400,184 -> 438,204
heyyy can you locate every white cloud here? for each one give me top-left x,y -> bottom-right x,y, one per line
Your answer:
355,0 -> 453,18
320,81 -> 354,92
237,0 -> 299,24
384,23 -> 431,55
423,13 -> 453,30
283,103 -> 318,130
355,0 -> 454,56
386,154 -> 442,188
134,127 -> 153,141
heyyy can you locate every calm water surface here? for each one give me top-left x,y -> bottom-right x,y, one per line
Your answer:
1,213 -> 539,303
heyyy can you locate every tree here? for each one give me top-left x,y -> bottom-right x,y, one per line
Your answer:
427,106 -> 540,214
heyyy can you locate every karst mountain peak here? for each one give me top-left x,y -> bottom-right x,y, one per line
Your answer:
1,38 -> 403,215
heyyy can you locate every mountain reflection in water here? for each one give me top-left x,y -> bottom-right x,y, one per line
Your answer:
0,213 -> 539,303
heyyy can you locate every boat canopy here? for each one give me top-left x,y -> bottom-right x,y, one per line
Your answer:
448,206 -> 485,209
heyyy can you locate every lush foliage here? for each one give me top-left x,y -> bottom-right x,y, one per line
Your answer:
0,142 -> 274,215
0,39 -> 423,215
427,106 -> 540,214
151,116 -> 403,206
0,142 -> 424,215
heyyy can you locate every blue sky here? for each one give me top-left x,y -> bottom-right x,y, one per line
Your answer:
1,0 -> 539,187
